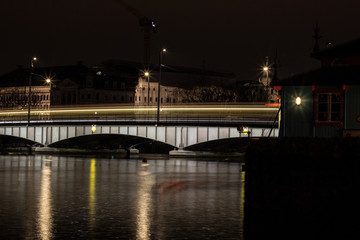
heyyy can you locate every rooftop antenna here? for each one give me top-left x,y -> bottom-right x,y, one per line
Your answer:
312,22 -> 322,54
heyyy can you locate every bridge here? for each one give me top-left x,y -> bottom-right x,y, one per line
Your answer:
0,104 -> 280,149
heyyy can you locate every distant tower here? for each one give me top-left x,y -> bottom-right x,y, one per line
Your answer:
312,22 -> 322,55
272,50 -> 279,86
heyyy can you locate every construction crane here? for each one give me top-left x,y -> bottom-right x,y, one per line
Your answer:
113,0 -> 157,67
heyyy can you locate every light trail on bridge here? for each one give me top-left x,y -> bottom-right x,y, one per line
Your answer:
0,103 -> 280,126
0,104 -> 279,114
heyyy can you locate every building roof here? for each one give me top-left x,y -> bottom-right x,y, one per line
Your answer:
278,66 -> 360,86
96,59 -> 236,89
312,38 -> 360,59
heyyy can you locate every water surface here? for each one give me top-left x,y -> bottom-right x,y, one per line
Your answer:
0,155 -> 244,239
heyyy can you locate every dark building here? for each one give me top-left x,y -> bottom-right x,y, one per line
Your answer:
276,38 -> 360,137
0,63 -> 139,109
0,60 -> 237,111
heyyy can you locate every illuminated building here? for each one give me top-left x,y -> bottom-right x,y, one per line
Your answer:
133,64 -> 236,105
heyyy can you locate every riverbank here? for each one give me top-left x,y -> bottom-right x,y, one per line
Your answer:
244,137 -> 360,240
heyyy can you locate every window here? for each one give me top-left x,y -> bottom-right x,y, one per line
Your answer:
314,90 -> 343,126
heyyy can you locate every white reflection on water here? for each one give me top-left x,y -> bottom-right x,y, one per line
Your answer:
37,160 -> 53,240
89,158 -> 96,231
136,166 -> 155,240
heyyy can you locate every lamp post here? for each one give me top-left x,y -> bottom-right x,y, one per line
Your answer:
27,57 -> 37,126
157,48 -> 166,125
45,77 -> 53,106
144,71 -> 150,106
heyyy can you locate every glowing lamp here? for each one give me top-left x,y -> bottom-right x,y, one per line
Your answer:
295,97 -> 302,106
263,66 -> 268,71
144,72 -> 149,77
243,127 -> 249,135
91,124 -> 96,133
45,78 -> 51,84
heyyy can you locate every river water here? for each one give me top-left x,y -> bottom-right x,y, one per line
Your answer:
0,155 -> 244,240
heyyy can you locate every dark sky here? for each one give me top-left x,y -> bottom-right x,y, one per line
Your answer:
0,0 -> 359,80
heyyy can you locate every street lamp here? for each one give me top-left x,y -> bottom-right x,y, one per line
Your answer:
263,56 -> 270,102
27,57 -> 37,126
144,71 -> 150,106
45,77 -> 54,106
157,48 -> 166,125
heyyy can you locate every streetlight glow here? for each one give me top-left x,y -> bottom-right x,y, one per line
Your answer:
45,78 -> 51,84
144,72 -> 149,77
295,97 -> 302,106
263,66 -> 268,71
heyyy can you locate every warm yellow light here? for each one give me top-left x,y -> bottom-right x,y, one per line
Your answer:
243,126 -> 249,135
162,48 -> 167,52
144,72 -> 149,77
295,97 -> 302,106
45,78 -> 51,84
91,124 -> 96,133
33,57 -> 38,61
263,66 -> 268,71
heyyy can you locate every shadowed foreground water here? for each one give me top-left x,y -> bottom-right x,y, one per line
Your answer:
0,155 -> 244,240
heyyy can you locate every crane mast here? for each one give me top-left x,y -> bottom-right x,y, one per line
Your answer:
113,0 -> 157,67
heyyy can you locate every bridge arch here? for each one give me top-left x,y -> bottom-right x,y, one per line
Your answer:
48,134 -> 175,151
0,134 -> 42,148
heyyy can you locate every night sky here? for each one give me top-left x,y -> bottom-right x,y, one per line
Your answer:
0,0 -> 359,80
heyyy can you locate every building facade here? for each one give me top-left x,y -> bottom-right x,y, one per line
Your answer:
134,65 -> 236,105
0,63 -> 138,111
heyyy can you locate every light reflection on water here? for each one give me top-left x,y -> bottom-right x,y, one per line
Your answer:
37,158 -> 53,240
89,158 -> 96,233
0,155 -> 243,239
136,165 -> 154,240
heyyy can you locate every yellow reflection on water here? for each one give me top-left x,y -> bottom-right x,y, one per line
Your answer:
89,158 -> 96,231
240,170 -> 245,239
136,169 -> 154,240
37,161 -> 53,240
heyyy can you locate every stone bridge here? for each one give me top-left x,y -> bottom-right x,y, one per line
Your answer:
0,124 -> 278,148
